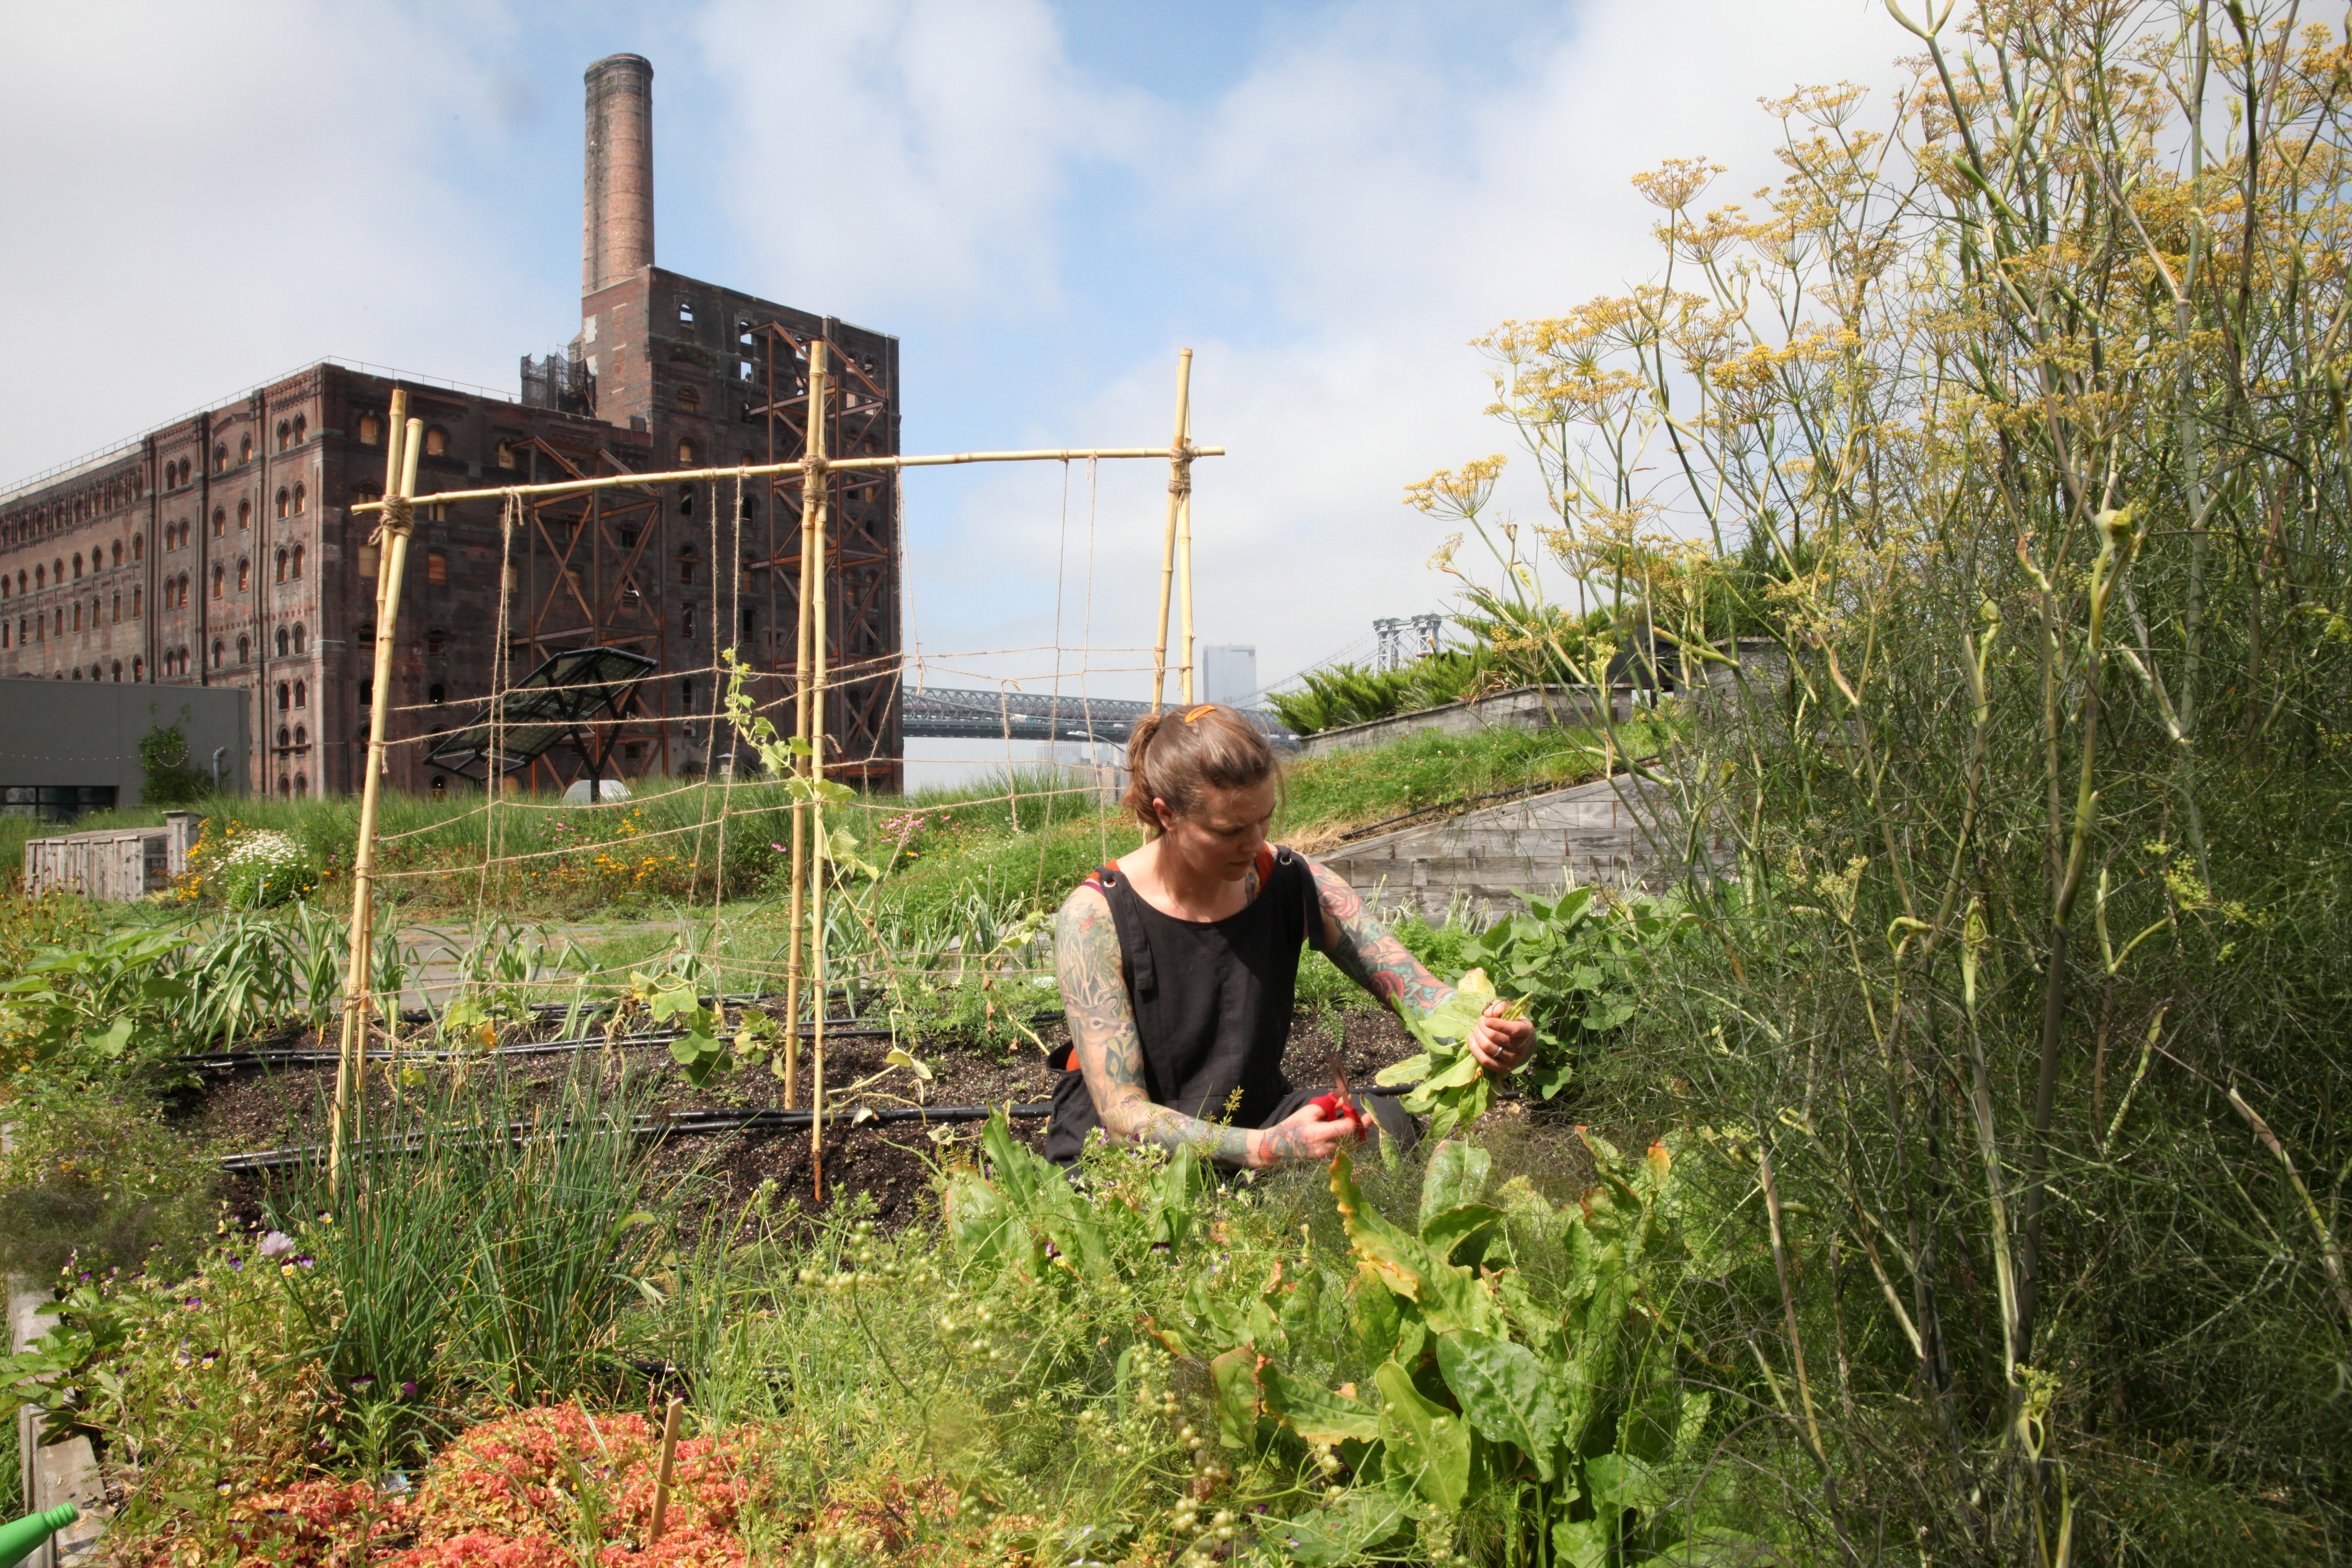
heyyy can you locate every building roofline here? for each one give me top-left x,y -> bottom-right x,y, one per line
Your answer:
0,356 -> 536,506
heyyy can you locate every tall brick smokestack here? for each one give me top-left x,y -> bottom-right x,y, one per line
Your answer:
583,54 -> 655,295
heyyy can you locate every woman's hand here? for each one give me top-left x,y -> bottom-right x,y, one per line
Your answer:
1467,1000 -> 1536,1075
1248,1099 -> 1363,1167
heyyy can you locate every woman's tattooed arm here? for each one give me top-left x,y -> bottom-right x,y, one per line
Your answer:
1055,886 -> 1256,1165
1306,858 -> 1453,1018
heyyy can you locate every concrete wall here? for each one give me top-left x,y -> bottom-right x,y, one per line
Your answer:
0,678 -> 248,810
1320,771 -> 1723,923
1296,685 -> 1637,760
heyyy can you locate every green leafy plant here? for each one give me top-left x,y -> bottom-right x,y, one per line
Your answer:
0,926 -> 189,1068
1379,887 -> 1675,1137
137,711 -> 207,805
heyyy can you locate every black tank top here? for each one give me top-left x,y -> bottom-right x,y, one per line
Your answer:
1044,845 -> 1327,1163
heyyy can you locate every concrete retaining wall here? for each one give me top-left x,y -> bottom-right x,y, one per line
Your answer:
1323,772 -> 1719,923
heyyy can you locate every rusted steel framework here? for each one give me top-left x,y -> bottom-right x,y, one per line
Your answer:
750,324 -> 902,792
509,436 -> 672,789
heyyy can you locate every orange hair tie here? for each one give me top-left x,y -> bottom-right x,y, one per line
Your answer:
1181,704 -> 1216,722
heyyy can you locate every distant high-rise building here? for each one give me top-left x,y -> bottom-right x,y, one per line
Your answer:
1199,644 -> 1258,708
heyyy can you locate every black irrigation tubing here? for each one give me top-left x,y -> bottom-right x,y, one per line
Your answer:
1333,756 -> 1662,843
170,1024 -> 894,1072
170,1012 -> 1064,1071
215,1086 -> 1415,1174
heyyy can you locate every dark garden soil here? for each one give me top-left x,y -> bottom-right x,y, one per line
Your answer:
179,1004 -> 1472,1233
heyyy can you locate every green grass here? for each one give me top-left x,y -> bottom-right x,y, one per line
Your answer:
1277,718 -> 1667,844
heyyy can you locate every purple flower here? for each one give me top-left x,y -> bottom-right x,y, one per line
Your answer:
398,1381 -> 418,1400
183,1296 -> 202,1309
351,1376 -> 375,1392
257,1231 -> 296,1260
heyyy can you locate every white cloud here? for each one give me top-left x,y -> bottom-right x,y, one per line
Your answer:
899,0 -> 1916,696
0,0 -> 561,490
695,0 -> 1150,318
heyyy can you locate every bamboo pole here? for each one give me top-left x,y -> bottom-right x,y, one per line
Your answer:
781,386 -> 822,1110
349,446 -> 1228,513
1177,433 -> 1196,706
328,396 -> 419,1192
1152,349 -> 1192,712
805,341 -> 833,1202
647,1396 -> 685,1543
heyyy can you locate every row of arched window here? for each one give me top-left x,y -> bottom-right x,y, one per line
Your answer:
175,413 -> 309,481
4,586 -> 145,647
4,536 -> 145,598
277,772 -> 310,797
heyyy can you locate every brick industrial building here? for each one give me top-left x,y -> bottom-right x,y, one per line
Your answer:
0,54 -> 903,802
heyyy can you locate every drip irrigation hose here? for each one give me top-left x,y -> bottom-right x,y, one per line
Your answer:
215,1087 -> 1413,1173
171,1013 -> 1063,1071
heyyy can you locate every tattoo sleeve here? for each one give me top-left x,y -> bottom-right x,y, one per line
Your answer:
1306,857 -> 1455,1020
1055,887 -> 1256,1166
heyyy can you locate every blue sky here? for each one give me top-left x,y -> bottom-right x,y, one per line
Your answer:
0,0 -> 1909,704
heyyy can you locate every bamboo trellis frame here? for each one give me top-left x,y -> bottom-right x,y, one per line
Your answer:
328,349 -> 1216,1196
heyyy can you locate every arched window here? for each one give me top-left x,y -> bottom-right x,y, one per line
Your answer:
132,655 -> 143,681
54,558 -> 64,582
237,435 -> 252,465
426,549 -> 446,585
275,549 -> 288,583
131,585 -> 141,617
677,438 -> 696,464
275,489 -> 289,519
212,508 -> 225,538
275,627 -> 289,656
72,602 -> 81,632
278,774 -> 291,796
423,426 -> 448,457
210,639 -> 223,668
293,415 -> 307,445
291,546 -> 305,579
278,725 -> 291,748
111,593 -> 119,623
213,443 -> 227,472
294,725 -> 307,747
211,565 -> 224,599
237,499 -> 251,531
294,678 -> 308,708
291,624 -> 307,654
132,532 -> 143,561
277,683 -> 290,711
111,541 -> 122,567
428,682 -> 446,704
358,414 -> 381,445
72,552 -> 83,578
33,565 -> 43,588
294,772 -> 307,795
276,420 -> 291,451
237,634 -> 250,663
237,558 -> 250,591
292,483 -> 306,513
678,385 -> 701,413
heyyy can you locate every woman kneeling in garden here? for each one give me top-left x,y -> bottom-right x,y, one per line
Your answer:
1047,703 -> 1533,1167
